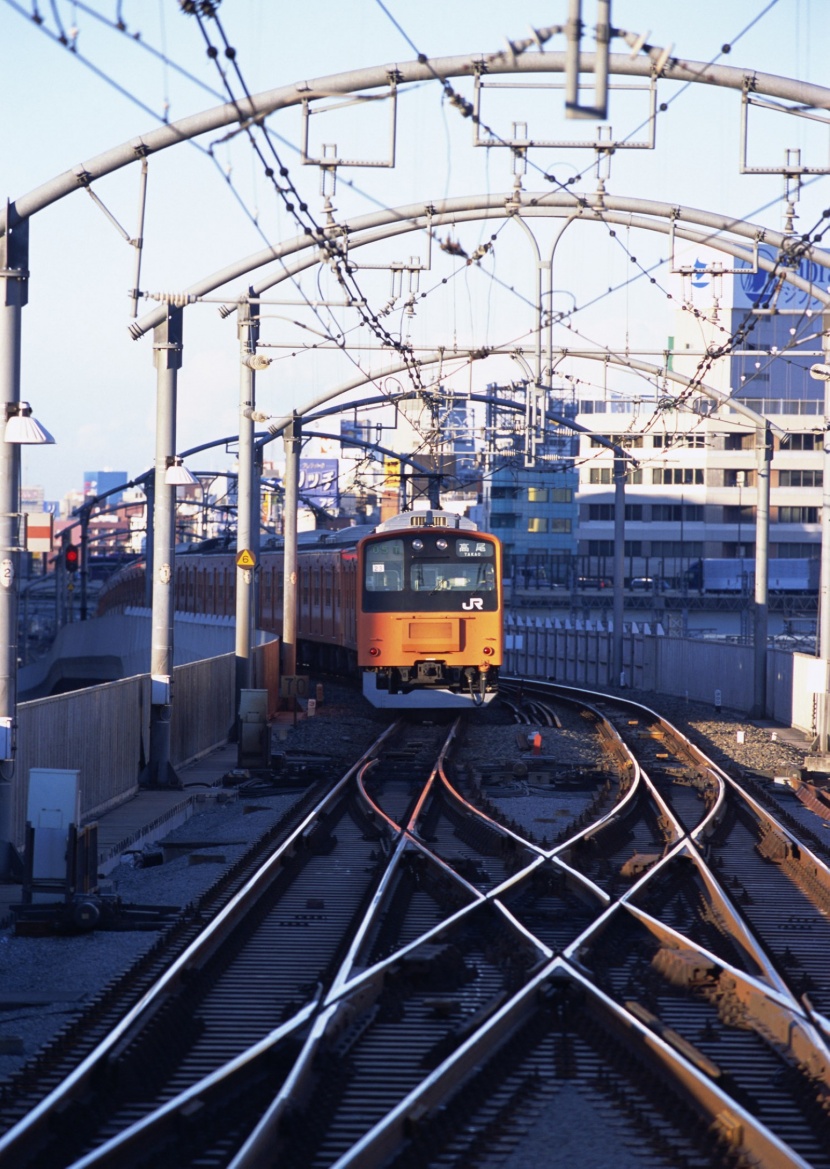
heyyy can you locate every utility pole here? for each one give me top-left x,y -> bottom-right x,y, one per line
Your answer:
235,299 -> 259,706
143,305 -> 183,789
807,339 -> 830,764
612,453 -> 626,684
282,417 -> 301,678
0,205 -> 26,877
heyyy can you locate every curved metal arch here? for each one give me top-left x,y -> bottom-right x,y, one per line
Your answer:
7,51 -> 830,233
129,190 -> 830,339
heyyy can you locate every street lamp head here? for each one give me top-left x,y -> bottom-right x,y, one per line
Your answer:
4,402 -> 55,445
809,363 -> 830,381
165,456 -> 197,486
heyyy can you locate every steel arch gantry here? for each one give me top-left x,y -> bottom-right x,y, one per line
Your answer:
2,45 -> 830,867
127,190 -> 829,726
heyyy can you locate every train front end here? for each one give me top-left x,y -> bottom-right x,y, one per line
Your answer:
356,511 -> 502,708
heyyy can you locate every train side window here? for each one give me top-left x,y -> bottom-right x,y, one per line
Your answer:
365,539 -> 404,591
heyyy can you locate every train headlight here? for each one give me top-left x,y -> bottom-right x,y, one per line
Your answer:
483,646 -> 494,656
412,539 -> 424,550
436,538 -> 448,550
369,646 -> 381,657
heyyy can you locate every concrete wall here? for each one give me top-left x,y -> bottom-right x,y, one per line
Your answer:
10,639 -> 278,853
505,613 -> 803,724
789,652 -> 829,738
19,609 -> 238,699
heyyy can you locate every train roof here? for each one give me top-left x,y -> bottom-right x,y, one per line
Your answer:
372,510 -> 478,534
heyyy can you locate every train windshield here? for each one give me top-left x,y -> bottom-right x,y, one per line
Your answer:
363,534 -> 498,612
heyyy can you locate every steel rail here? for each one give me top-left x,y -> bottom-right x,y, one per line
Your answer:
0,719 -> 400,1164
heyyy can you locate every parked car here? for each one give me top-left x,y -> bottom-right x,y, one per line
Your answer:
577,576 -> 612,589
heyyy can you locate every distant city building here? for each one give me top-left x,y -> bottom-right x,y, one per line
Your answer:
84,470 -> 128,506
477,384 -> 579,583
573,249 -> 829,581
20,486 -> 45,514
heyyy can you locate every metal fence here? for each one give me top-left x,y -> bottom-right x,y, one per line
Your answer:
505,614 -> 803,725
10,642 -> 280,853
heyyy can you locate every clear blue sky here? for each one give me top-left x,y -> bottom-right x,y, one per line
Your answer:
1,0 -> 827,502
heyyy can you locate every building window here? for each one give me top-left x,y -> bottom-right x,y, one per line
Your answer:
778,469 -> 823,487
588,540 -> 641,556
779,433 -> 822,451
550,487 -> 573,503
651,504 -> 704,522
551,517 -> 572,533
492,514 -> 519,529
527,517 -> 548,533
777,507 -> 819,524
650,541 -> 704,557
527,487 -> 548,503
723,469 -> 755,488
723,433 -> 755,451
590,434 -> 643,448
588,503 -> 642,521
588,466 -> 642,485
652,468 -> 704,486
491,485 -> 518,499
772,543 -> 819,557
722,506 -> 756,523
653,434 -> 706,449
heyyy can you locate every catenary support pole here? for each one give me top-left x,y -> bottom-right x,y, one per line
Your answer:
79,506 -> 89,621
752,422 -> 771,719
235,299 -> 258,707
282,417 -> 301,678
144,476 -> 154,609
0,206 -> 27,877
612,453 -> 625,684
143,306 -> 183,788
252,442 -> 263,670
817,319 -> 830,755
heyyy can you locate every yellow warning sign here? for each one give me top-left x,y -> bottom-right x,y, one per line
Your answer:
236,549 -> 257,567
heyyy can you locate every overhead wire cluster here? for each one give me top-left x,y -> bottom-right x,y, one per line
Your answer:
9,0 -> 830,491
371,0 -> 829,441
179,0 -> 434,400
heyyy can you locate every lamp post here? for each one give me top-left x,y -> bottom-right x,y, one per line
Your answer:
808,356 -> 830,758
236,300 -> 262,705
0,401 -> 54,877
143,305 -> 183,789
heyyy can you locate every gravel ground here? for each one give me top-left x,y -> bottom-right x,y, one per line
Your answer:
0,679 -> 825,1095
607,685 -> 808,778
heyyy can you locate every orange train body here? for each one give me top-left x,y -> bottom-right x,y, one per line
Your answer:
97,510 -> 502,708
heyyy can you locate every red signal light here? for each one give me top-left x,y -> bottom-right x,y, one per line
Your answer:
65,546 -> 80,573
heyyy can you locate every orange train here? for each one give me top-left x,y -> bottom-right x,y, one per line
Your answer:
98,509 -> 503,708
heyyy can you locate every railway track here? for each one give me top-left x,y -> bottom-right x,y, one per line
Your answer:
1,684 -> 829,1167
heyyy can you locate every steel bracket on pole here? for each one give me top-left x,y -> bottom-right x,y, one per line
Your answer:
152,307 -> 183,371
0,206 -> 29,309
